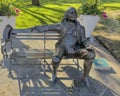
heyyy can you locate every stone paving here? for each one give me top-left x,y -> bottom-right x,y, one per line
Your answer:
0,38 -> 120,96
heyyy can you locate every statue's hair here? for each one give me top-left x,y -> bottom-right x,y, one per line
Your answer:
61,7 -> 78,26
61,7 -> 77,22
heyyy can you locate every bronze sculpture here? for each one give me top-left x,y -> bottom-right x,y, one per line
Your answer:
33,7 -> 95,88
2,7 -> 95,89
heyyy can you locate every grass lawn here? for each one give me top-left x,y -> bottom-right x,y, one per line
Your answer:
13,0 -> 120,62
14,0 -> 120,28
14,0 -> 81,28
15,3 -> 80,28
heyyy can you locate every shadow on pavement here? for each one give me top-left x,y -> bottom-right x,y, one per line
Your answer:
2,58 -> 120,96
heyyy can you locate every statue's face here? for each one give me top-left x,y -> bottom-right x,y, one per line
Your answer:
65,7 -> 77,20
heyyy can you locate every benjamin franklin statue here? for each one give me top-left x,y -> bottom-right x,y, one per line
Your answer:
2,7 -> 95,89
33,7 -> 95,88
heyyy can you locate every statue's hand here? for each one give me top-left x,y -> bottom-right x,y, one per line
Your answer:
86,45 -> 93,51
31,26 -> 46,33
80,49 -> 88,57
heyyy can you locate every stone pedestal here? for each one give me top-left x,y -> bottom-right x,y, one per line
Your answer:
78,15 -> 99,38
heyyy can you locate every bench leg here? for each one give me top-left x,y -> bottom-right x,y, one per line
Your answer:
8,58 -> 17,78
43,64 -> 46,75
8,58 -> 12,77
41,59 -> 47,75
73,59 -> 82,70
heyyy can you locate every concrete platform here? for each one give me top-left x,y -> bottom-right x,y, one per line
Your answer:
0,38 -> 120,96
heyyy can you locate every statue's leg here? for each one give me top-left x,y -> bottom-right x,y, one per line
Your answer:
51,56 -> 60,83
80,49 -> 95,88
82,59 -> 93,88
51,47 -> 64,83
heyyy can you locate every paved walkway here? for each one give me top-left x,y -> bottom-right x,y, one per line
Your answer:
0,37 -> 120,96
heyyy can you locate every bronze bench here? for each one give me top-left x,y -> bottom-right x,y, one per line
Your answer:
1,25 -> 80,77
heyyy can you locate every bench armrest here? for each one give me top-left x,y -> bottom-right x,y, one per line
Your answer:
1,39 -> 8,58
1,39 -> 15,58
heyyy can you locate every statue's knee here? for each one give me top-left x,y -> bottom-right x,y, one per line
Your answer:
52,56 -> 60,64
91,51 -> 95,59
86,50 -> 95,59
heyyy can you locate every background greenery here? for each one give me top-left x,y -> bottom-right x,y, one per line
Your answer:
13,0 -> 120,28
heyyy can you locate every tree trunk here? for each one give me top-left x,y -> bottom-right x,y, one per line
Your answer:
32,0 -> 40,6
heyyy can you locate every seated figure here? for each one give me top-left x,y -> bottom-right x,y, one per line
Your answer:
32,7 -> 95,88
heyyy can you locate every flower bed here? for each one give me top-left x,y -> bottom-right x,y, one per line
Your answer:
0,0 -> 20,16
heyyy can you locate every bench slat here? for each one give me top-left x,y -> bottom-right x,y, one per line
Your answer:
9,49 -> 70,59
10,49 -> 54,59
11,32 -> 59,35
11,38 -> 59,40
13,34 -> 59,36
10,32 -> 60,40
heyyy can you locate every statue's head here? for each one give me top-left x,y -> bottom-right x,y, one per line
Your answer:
64,7 -> 77,21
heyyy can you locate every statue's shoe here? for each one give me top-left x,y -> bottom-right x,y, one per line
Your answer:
80,78 -> 95,93
80,77 -> 90,88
